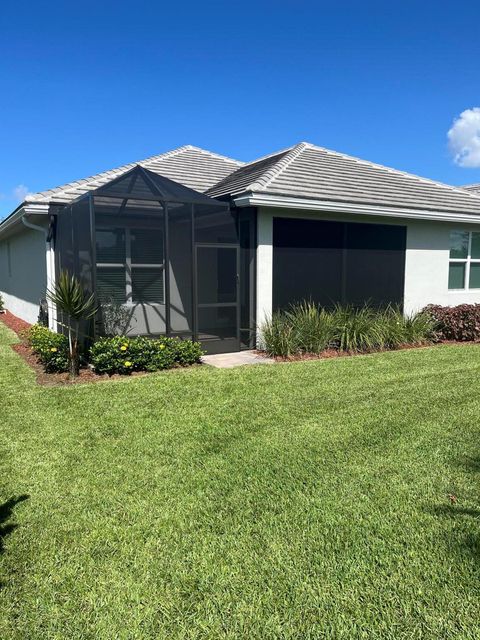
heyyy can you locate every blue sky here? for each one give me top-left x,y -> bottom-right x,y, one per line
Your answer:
1,0 -> 480,218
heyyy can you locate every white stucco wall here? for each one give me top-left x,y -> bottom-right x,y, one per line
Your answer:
256,207 -> 480,328
0,227 -> 48,324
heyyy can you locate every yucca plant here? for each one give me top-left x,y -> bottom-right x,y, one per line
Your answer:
47,271 -> 97,377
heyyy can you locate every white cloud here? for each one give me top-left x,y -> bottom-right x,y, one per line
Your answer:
448,108 -> 480,168
12,184 -> 32,202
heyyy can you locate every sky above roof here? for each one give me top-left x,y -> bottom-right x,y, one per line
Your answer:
1,0 -> 480,219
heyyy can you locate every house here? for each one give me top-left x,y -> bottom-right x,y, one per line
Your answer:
1,142 -> 480,354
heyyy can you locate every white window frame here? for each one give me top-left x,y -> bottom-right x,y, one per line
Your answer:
96,226 -> 165,305
449,230 -> 480,290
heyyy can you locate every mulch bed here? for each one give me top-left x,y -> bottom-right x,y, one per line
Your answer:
2,310 -> 479,385
0,309 -> 31,335
0,311 -> 146,386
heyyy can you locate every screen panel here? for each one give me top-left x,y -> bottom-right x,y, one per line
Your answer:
273,217 -> 343,310
344,222 -> 406,307
272,217 -> 406,311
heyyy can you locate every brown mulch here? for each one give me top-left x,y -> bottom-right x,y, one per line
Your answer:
0,309 -> 31,335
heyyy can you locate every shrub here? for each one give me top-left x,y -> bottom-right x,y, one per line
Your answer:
330,304 -> 381,352
423,304 -> 480,341
371,306 -> 435,349
260,313 -> 299,358
89,335 -> 203,375
285,301 -> 336,354
0,293 -> 4,311
260,302 -> 434,358
25,324 -> 69,373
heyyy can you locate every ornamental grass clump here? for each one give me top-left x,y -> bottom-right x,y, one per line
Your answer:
284,301 -> 336,354
260,301 -> 434,358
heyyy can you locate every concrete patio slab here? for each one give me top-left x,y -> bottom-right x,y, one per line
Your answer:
202,350 -> 275,369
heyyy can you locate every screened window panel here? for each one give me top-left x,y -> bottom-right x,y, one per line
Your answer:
131,267 -> 164,303
131,228 -> 164,264
448,262 -> 466,289
169,203 -> 193,334
197,306 -> 237,340
194,204 -> 237,244
469,263 -> 480,288
449,231 -> 469,259
273,218 -> 343,310
96,228 -> 125,264
197,246 -> 237,305
471,233 -> 480,259
96,267 -> 126,304
273,218 -> 406,311
345,222 -> 406,307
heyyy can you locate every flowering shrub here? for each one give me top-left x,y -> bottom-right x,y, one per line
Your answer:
24,324 -> 69,373
89,335 -> 203,375
423,304 -> 480,342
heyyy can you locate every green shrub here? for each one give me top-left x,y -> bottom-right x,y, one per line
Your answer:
0,293 -> 4,311
371,306 -> 435,350
89,335 -> 203,375
330,304 -> 381,352
260,313 -> 298,358
285,301 -> 336,354
25,324 -> 69,373
260,302 -> 434,358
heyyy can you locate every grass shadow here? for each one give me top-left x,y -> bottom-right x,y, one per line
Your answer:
0,495 -> 29,554
429,454 -> 480,562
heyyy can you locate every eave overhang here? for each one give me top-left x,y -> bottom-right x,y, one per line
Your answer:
233,192 -> 480,225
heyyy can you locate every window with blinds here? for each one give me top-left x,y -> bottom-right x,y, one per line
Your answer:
131,227 -> 164,303
95,226 -> 165,305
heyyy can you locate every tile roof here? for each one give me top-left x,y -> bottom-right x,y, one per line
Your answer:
462,183 -> 480,194
26,145 -> 243,205
207,142 -> 480,215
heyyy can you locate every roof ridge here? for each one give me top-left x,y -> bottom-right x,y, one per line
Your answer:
182,145 -> 244,166
249,143 -> 309,191
26,145 -> 242,201
241,144 -> 296,166
300,142 -> 480,202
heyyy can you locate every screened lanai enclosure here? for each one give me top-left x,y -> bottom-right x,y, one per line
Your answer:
54,166 -> 256,354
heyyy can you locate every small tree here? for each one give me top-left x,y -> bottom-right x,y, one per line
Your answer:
47,271 -> 96,377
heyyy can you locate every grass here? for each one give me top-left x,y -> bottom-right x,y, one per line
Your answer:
1,322 -> 480,638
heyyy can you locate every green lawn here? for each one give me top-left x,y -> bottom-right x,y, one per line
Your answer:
1,322 -> 480,639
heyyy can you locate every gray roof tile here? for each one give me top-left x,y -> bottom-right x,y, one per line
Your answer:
26,145 -> 243,205
207,142 -> 480,215
462,183 -> 480,194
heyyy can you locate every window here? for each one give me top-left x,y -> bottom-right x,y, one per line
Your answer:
96,227 -> 164,304
130,228 -> 164,304
448,231 -> 480,290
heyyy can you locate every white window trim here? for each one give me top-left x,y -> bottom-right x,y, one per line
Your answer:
449,231 -> 480,291
96,226 -> 165,305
